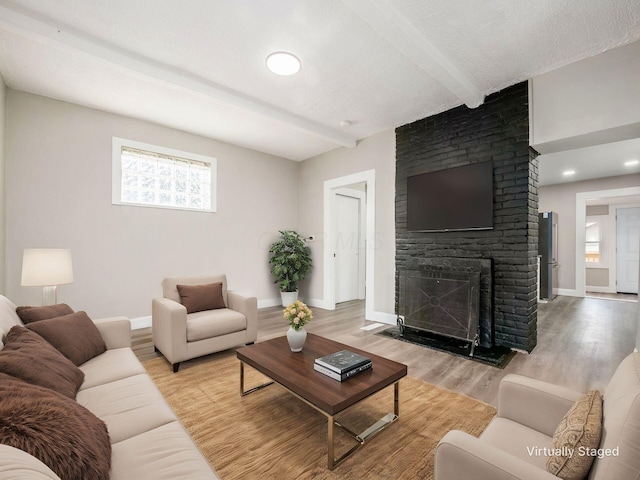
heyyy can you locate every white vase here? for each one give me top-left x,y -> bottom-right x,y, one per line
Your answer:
287,326 -> 307,352
281,291 -> 298,307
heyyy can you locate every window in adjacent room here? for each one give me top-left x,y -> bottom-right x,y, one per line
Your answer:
112,138 -> 216,212
585,219 -> 601,263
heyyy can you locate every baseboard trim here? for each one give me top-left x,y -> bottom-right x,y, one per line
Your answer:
131,307 -> 398,329
366,311 -> 396,325
258,297 -> 326,309
555,288 -> 580,297
258,298 -> 281,309
585,287 -> 617,294
130,315 -> 152,330
306,298 -> 333,310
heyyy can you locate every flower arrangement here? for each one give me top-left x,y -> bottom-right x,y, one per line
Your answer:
283,300 -> 313,331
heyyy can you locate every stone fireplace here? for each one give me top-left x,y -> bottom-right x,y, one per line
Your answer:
395,82 -> 539,353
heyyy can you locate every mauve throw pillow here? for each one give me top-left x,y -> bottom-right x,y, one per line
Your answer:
0,326 -> 84,398
0,372 -> 111,480
177,282 -> 226,314
27,311 -> 107,366
15,303 -> 74,324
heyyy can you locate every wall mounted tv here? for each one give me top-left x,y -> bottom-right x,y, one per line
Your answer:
407,161 -> 494,232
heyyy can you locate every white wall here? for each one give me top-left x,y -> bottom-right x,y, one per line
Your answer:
531,40 -> 640,154
298,129 -> 396,317
539,174 -> 640,292
637,237 -> 640,351
0,75 -> 5,295
5,90 -> 299,318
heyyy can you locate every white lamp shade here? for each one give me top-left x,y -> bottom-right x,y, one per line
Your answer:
21,249 -> 74,286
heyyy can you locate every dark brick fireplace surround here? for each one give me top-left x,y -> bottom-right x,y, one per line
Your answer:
395,82 -> 539,352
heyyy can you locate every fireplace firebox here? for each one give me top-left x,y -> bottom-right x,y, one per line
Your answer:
397,257 -> 494,357
398,268 -> 480,355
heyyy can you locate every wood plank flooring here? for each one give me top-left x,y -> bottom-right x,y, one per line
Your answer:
132,295 -> 637,406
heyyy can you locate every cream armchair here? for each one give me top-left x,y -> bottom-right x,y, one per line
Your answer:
152,275 -> 257,372
435,352 -> 640,480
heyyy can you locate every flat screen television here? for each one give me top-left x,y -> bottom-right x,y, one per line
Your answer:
407,161 -> 493,232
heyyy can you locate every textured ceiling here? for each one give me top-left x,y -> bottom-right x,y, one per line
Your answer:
0,0 -> 639,163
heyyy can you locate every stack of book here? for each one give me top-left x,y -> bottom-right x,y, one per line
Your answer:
314,350 -> 372,381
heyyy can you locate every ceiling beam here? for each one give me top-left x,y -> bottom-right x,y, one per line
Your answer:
0,3 -> 357,149
342,0 -> 484,108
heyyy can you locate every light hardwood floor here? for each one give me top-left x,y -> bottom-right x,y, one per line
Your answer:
133,295 -> 637,406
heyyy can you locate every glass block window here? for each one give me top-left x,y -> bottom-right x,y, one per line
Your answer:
112,138 -> 216,212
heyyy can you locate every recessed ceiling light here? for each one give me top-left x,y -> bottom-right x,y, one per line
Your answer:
624,159 -> 639,167
266,52 -> 301,76
563,170 -> 576,176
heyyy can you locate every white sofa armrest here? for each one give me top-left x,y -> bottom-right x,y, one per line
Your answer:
227,291 -> 258,343
152,297 -> 188,363
436,430 -> 558,480
92,316 -> 131,349
498,374 -> 582,437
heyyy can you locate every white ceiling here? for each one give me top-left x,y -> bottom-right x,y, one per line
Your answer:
0,0 -> 639,165
539,138 -> 640,186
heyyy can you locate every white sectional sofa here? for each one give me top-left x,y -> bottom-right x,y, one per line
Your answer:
0,295 -> 218,479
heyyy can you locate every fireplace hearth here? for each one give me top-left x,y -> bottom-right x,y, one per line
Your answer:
376,326 -> 515,368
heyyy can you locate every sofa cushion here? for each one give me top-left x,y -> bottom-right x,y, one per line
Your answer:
79,347 -> 147,390
186,308 -> 247,342
0,326 -> 84,398
0,444 -> 61,479
77,374 -> 177,443
0,295 -> 22,349
589,352 -> 640,480
546,390 -> 603,480
111,422 -> 218,480
480,417 -> 552,471
27,311 -> 107,366
0,372 -> 111,480
15,303 -> 74,324
177,282 -> 226,314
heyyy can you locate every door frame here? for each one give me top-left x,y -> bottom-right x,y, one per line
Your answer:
323,170 -> 375,316
333,188 -> 366,301
575,186 -> 640,297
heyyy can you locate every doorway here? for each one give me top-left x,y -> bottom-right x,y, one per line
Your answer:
333,186 -> 366,304
576,186 -> 640,297
323,170 -> 376,319
617,207 -> 640,294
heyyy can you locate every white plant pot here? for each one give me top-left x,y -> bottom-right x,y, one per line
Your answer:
281,291 -> 298,307
287,326 -> 307,352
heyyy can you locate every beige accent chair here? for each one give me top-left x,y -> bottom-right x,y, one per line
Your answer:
152,275 -> 257,372
435,352 -> 640,480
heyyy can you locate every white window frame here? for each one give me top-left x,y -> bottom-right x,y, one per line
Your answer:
585,217 -> 603,266
112,137 -> 217,212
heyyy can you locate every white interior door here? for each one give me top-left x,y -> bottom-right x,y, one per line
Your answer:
334,194 -> 360,303
616,207 -> 640,293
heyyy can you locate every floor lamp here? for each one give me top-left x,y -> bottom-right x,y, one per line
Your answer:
21,249 -> 74,306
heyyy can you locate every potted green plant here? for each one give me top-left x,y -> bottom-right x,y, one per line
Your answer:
268,230 -> 312,306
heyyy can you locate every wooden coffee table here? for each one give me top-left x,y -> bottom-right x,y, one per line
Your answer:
236,333 -> 407,470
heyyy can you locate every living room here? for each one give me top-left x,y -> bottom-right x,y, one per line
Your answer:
0,2 -> 639,479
